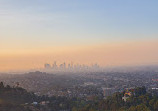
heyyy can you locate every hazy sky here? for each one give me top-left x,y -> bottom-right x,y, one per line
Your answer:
0,0 -> 158,71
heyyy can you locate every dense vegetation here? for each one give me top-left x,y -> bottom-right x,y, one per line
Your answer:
0,82 -> 43,111
0,81 -> 86,111
1,81 -> 158,111
72,87 -> 158,111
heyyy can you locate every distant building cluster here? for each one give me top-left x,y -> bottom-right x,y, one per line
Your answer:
43,61 -> 102,72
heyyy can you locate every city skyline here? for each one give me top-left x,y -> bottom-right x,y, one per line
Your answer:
0,0 -> 158,71
42,61 -> 101,72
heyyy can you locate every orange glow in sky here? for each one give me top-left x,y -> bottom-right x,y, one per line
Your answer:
0,39 -> 158,72
1,1 -> 158,72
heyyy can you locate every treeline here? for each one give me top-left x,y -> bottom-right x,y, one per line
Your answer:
72,86 -> 158,111
0,82 -> 53,111
1,81 -> 158,111
0,82 -> 44,104
0,82 -> 83,111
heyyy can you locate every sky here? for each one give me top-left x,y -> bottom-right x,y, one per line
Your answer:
0,0 -> 158,71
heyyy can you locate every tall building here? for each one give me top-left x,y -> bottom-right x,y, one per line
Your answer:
63,62 -> 66,69
52,61 -> 57,69
68,64 -> 71,69
44,64 -> 51,69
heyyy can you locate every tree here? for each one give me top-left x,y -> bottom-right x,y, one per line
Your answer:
119,106 -> 128,111
136,103 -> 150,111
149,99 -> 155,110
72,107 -> 78,111
153,100 -> 158,111
128,106 -> 136,111
0,82 -> 4,88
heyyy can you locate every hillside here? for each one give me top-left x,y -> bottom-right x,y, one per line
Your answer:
1,81 -> 158,111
